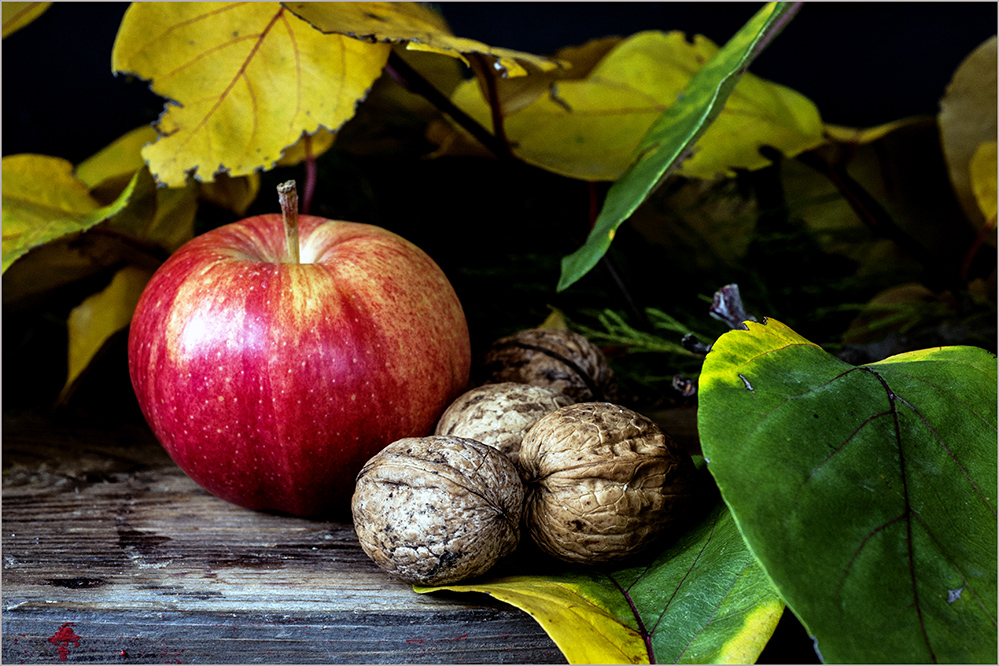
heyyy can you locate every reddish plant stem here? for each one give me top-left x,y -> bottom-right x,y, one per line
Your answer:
302,134 -> 316,215
960,220 -> 994,281
749,2 -> 804,61
277,180 -> 300,264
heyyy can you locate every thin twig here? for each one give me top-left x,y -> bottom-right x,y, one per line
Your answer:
385,51 -> 509,159
469,53 -> 513,158
796,149 -> 952,288
302,134 -> 316,215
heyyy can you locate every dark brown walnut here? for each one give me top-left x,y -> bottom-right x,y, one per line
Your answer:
519,402 -> 695,564
435,382 -> 574,467
474,328 -> 616,402
352,436 -> 523,586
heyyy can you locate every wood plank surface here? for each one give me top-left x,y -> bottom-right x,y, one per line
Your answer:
2,414 -> 565,664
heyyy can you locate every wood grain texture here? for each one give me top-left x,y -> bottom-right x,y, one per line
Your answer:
2,415 -> 565,664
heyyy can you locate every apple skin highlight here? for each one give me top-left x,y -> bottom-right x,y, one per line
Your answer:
128,214 -> 471,516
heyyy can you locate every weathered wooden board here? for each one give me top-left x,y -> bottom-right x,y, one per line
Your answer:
2,415 -> 565,664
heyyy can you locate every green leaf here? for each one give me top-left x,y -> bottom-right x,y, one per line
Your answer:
417,497 -> 785,664
698,318 -> 998,663
1,155 -> 141,273
557,2 -> 800,292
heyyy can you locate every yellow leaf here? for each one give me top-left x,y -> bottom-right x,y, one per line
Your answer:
284,2 -> 563,77
446,30 -> 823,181
538,309 -> 570,331
629,175 -> 759,272
416,576 -> 649,665
970,140 -> 998,227
1,154 -> 136,272
76,125 -> 158,190
842,283 -> 952,346
75,129 -> 200,252
63,266 -> 154,397
276,129 -> 337,167
2,2 -> 50,39
939,36 -> 997,228
823,117 -> 925,145
782,118 -> 960,279
99,167 -> 198,254
198,172 -> 261,217
112,2 -> 391,187
424,37 -> 621,159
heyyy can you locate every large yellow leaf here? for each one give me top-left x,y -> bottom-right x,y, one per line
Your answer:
417,576 -> 649,665
445,30 -> 823,181
112,2 -> 391,187
1,154 -> 139,273
63,266 -> 154,398
939,36 -> 997,229
2,2 -> 50,39
284,2 -> 562,78
970,140 -> 997,229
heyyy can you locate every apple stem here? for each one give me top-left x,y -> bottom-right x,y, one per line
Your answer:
277,180 -> 301,264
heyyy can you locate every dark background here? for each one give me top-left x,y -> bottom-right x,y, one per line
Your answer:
3,4 -> 996,664
3,3 -> 997,162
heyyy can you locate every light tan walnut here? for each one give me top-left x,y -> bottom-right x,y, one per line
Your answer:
474,328 -> 616,402
352,436 -> 523,585
519,402 -> 695,564
435,382 -> 574,466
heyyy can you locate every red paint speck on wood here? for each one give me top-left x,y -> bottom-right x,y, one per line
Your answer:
48,623 -> 82,661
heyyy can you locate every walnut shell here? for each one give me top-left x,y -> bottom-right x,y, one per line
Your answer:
352,436 -> 523,585
474,328 -> 616,402
435,382 -> 574,466
519,402 -> 695,564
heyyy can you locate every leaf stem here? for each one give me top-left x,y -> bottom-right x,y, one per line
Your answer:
795,148 -> 955,290
607,573 -> 655,663
277,180 -> 300,264
470,53 -> 513,158
302,134 -> 316,215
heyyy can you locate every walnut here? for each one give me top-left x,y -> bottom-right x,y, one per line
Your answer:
435,382 -> 574,466
474,328 -> 616,402
518,402 -> 695,564
352,436 -> 523,585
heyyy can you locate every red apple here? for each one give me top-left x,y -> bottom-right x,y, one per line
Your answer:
127,195 -> 470,516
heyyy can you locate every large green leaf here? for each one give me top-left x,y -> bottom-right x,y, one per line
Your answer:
557,1 -> 800,292
698,318 -> 998,663
417,497 -> 785,664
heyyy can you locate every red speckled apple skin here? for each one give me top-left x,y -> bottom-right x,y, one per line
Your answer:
128,214 -> 471,517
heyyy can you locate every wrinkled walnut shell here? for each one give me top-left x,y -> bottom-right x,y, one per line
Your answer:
435,382 -> 574,466
474,328 -> 616,402
519,402 -> 695,564
352,436 -> 523,585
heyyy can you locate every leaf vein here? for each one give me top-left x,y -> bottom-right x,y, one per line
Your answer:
173,6 -> 286,166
